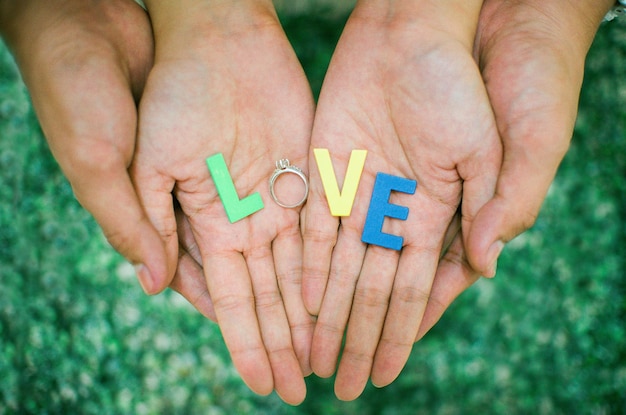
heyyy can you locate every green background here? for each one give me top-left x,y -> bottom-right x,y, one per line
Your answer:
1,8 -> 625,415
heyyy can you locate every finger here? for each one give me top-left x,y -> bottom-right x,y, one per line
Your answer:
309,224 -> 366,378
246,246 -> 306,405
169,246 -> 216,322
204,251 -> 274,397
416,234 -> 480,341
273,225 -> 315,376
370,245 -> 438,388
334,246 -> 399,401
130,164 -> 180,290
442,209 -> 462,258
168,206 -> 216,322
456,126 -> 502,276
176,201 -> 202,264
301,174 -> 340,315
466,127 -> 569,277
63,149 -> 169,295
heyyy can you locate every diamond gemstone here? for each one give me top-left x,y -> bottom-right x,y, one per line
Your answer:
276,159 -> 290,169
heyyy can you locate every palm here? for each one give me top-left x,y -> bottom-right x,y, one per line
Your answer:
132,23 -> 314,405
303,17 -> 501,400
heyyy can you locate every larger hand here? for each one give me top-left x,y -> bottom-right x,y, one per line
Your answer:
0,0 -> 215,319
0,0 -> 173,291
416,0 -> 616,340
302,0 -> 502,400
132,0 -> 315,404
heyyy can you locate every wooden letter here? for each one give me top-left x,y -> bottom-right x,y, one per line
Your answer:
314,148 -> 367,216
361,172 -> 416,250
206,153 -> 264,223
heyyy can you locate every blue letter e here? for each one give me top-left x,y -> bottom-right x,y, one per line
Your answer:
361,172 -> 417,251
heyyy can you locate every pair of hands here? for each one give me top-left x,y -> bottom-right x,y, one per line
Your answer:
0,0 -> 612,404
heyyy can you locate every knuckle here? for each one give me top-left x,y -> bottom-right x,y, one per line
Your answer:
212,293 -> 255,314
301,266 -> 328,284
191,289 -> 212,310
378,335 -> 414,350
158,223 -> 178,244
505,207 -> 540,240
254,290 -> 283,312
276,267 -> 302,286
229,343 -> 266,360
102,226 -> 138,258
340,220 -> 365,237
517,209 -> 539,234
244,245 -> 271,261
179,238 -> 200,261
328,268 -> 359,289
440,242 -> 467,269
290,318 -> 315,335
394,285 -> 431,307
342,346 -> 374,365
64,138 -> 127,182
303,228 -> 337,247
315,319 -> 345,336
266,345 -> 296,361
353,285 -> 390,308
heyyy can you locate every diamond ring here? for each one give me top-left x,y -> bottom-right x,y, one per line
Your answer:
269,159 -> 309,208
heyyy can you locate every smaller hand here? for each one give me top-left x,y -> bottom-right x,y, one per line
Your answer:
133,1 -> 315,404
302,0 -> 501,400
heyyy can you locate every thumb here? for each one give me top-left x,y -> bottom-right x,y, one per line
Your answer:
467,68 -> 579,278
466,127 -> 571,277
69,152 -> 170,295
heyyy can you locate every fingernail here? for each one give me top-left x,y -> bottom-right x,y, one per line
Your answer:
134,264 -> 154,294
485,241 -> 504,278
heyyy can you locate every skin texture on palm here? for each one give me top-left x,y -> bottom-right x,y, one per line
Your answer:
302,0 -> 502,401
133,0 -> 315,405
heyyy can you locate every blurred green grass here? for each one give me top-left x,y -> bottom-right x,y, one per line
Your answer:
0,9 -> 625,415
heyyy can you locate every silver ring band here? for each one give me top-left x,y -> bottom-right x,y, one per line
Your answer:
269,159 -> 309,208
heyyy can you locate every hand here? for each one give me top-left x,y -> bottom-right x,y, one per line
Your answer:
0,0 -> 180,292
466,0 -> 615,271
415,0 -> 615,339
302,0 -> 502,400
132,0 -> 315,404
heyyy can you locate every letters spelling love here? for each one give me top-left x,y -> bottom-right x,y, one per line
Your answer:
206,149 -> 417,251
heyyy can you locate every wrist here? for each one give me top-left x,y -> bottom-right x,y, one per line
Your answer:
144,0 -> 278,57
351,0 -> 484,47
520,0 -> 613,54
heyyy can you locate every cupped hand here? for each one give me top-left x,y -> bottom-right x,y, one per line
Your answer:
415,0 -> 615,339
0,0 -> 181,292
465,0 -> 615,273
132,1 -> 315,404
0,0 -> 214,317
302,0 -> 502,400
